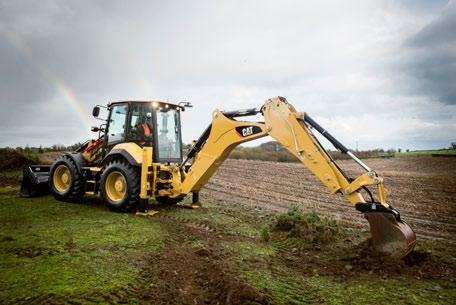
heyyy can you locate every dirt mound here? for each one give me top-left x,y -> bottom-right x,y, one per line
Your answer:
280,238 -> 454,280
0,148 -> 36,171
38,151 -> 62,165
140,246 -> 270,305
338,239 -> 454,279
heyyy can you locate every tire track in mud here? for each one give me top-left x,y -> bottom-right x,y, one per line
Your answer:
202,157 -> 456,241
155,213 -> 217,234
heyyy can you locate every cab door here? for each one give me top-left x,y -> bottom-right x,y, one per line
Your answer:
106,104 -> 128,150
155,108 -> 183,163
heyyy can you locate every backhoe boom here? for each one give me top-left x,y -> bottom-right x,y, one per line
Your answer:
181,96 -> 416,258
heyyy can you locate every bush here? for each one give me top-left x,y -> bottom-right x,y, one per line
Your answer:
275,205 -> 340,244
275,204 -> 304,231
0,148 -> 39,171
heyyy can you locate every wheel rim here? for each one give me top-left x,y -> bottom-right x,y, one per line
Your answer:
105,171 -> 127,202
53,164 -> 71,193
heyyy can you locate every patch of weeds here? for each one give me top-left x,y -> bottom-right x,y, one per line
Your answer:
275,205 -> 340,244
260,224 -> 271,242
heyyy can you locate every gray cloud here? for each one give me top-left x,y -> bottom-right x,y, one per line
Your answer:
404,1 -> 456,105
0,0 -> 455,150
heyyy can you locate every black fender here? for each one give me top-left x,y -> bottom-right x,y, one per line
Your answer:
101,149 -> 140,167
48,152 -> 87,185
60,152 -> 87,172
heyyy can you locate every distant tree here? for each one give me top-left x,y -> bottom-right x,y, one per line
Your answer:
386,148 -> 396,155
406,149 -> 410,152
398,148 -> 402,153
452,142 -> 456,149
38,145 -> 44,153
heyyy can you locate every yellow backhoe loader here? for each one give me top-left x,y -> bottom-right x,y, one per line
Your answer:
20,96 -> 416,258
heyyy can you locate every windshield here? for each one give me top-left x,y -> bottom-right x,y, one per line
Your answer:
156,108 -> 181,161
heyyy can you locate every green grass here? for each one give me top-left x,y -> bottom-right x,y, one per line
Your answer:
398,148 -> 456,156
243,269 -> 454,305
0,188 -> 166,302
0,170 -> 21,178
158,199 -> 263,238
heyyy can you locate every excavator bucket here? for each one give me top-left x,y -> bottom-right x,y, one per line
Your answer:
20,165 -> 51,197
364,212 -> 416,258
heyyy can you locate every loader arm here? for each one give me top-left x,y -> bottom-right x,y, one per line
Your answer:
181,96 -> 416,258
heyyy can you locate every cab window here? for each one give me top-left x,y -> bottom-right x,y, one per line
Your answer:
128,104 -> 153,145
156,108 -> 181,161
107,104 -> 128,145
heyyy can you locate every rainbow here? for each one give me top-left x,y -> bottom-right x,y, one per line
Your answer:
54,80 -> 92,129
1,25 -> 92,130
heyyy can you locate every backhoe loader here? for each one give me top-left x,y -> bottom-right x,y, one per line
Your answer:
20,96 -> 416,258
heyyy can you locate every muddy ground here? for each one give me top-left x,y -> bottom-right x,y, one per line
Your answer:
203,156 -> 456,242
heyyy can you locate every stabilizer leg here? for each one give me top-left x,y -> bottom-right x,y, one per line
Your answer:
136,199 -> 159,217
182,192 -> 201,209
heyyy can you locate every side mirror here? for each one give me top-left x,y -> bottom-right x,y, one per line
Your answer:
92,106 -> 100,117
178,102 -> 193,111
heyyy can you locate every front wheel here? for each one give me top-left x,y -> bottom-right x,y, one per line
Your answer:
100,160 -> 140,212
49,155 -> 84,202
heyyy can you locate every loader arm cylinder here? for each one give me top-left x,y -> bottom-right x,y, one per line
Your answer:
303,114 -> 349,153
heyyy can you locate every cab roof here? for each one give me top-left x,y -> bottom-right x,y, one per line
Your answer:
108,99 -> 183,109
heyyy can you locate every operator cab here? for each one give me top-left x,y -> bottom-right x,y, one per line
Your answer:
93,100 -> 184,163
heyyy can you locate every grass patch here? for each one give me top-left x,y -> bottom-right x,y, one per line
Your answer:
397,148 -> 456,156
223,240 -> 277,262
244,268 -> 455,305
158,200 -> 262,238
0,188 -> 166,301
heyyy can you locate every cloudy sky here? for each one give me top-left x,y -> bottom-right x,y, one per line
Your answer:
0,0 -> 455,150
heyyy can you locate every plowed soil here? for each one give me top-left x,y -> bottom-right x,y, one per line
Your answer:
202,156 -> 456,242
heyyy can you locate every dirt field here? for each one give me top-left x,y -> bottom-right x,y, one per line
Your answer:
1,156 -> 455,304
203,156 -> 456,242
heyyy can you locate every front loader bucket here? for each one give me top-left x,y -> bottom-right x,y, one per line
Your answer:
364,212 -> 416,258
20,165 -> 51,197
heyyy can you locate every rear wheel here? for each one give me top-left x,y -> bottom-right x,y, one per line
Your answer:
49,155 -> 84,202
100,160 -> 139,212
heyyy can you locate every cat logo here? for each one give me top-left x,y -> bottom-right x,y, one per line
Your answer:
235,126 -> 262,138
242,126 -> 254,137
